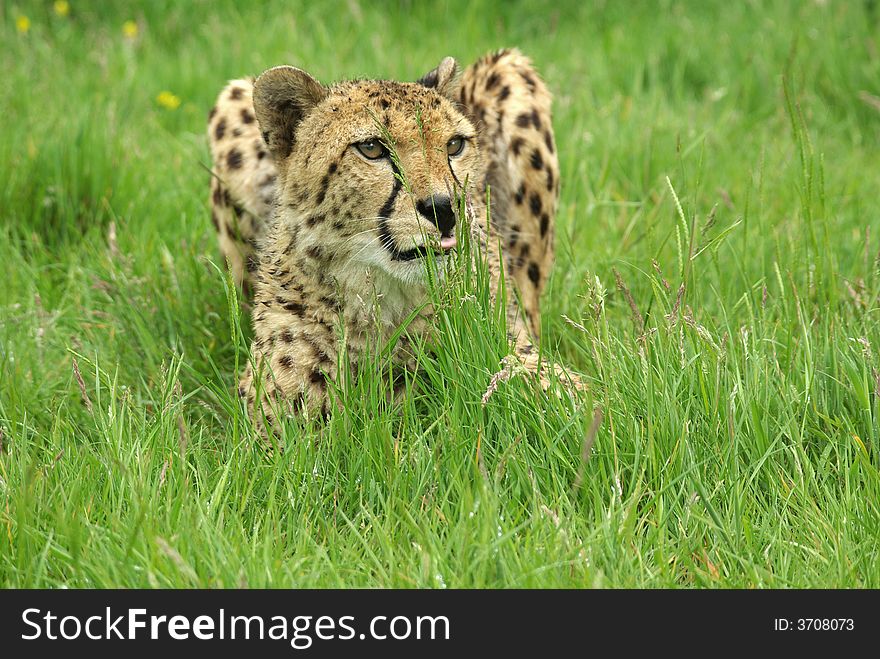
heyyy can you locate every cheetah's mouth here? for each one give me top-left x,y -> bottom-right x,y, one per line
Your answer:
392,235 -> 457,262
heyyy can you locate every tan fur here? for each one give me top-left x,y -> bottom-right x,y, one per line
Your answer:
207,80 -> 277,295
458,50 -> 558,342
207,49 -> 571,437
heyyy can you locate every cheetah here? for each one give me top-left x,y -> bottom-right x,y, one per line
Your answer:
207,49 -> 570,434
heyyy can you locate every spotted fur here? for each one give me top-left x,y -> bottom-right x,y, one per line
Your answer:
207,49 -> 572,437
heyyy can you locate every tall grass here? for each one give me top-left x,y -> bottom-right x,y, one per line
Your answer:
0,0 -> 878,587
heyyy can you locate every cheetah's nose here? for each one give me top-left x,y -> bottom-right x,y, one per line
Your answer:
416,195 -> 456,237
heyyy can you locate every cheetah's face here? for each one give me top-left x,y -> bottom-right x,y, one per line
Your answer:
253,60 -> 483,286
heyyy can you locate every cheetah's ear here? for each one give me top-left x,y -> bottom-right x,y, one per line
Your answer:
416,57 -> 460,100
253,66 -> 328,160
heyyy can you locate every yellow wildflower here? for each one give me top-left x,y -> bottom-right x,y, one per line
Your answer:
16,16 -> 31,33
54,1 -> 70,17
122,20 -> 138,40
156,91 -> 181,111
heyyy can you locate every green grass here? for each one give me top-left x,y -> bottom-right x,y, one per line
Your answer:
1,0 -> 879,588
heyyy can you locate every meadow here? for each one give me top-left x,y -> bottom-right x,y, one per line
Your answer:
1,0 -> 878,587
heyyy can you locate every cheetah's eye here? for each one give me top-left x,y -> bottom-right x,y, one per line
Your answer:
355,139 -> 387,160
447,137 -> 466,157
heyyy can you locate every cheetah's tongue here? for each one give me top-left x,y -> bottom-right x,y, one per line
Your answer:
440,236 -> 457,251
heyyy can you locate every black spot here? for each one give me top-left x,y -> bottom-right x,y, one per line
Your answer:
284,301 -> 305,315
521,243 -> 531,258
546,168 -> 554,192
529,192 -> 542,216
377,177 -> 403,254
215,118 -> 226,141
319,296 -> 341,312
227,149 -> 243,169
212,185 -> 225,207
514,183 -> 526,205
315,175 -> 329,205
208,106 -> 217,121
307,338 -> 329,363
280,330 -> 294,343
232,128 -> 242,137
544,130 -> 554,154
229,87 -> 244,100
256,149 -> 266,160
515,113 -> 531,128
499,85 -> 510,101
328,162 -> 338,175
223,189 -> 232,206
310,370 -> 328,386
237,385 -> 246,398
380,98 -> 390,109
306,214 -> 324,228
511,137 -> 525,156
306,245 -> 325,261
530,109 -> 542,130
540,213 -> 549,237
241,108 -> 254,123
246,255 -> 259,272
279,355 -> 294,368
530,149 -> 543,170
520,71 -> 537,91
210,211 -> 219,231
486,72 -> 500,90
528,262 -> 540,285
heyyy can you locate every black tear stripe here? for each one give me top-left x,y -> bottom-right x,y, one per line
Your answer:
375,156 -> 436,262
449,165 -> 463,190
377,175 -> 403,255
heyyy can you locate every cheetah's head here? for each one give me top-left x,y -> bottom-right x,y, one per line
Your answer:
253,58 -> 483,286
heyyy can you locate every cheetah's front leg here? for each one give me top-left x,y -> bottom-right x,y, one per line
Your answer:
473,217 -> 584,394
239,320 -> 339,442
508,319 -> 585,393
